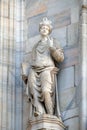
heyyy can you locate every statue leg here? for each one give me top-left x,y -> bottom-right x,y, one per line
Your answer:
43,91 -> 53,115
40,70 -> 54,115
28,69 -> 45,116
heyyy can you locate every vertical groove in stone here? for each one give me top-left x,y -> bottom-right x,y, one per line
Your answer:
3,1 -> 8,129
7,0 -> 13,130
22,2 -> 27,129
0,1 -> 2,129
1,1 -> 4,129
15,1 -> 19,129
12,1 -> 15,130
15,1 -> 25,130
14,1 -> 16,130
0,15 -> 1,130
0,1 -> 1,129
20,3 -> 24,130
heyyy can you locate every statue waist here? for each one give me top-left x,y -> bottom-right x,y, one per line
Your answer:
31,66 -> 59,73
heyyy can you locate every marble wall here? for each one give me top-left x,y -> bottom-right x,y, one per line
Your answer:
24,0 -> 80,130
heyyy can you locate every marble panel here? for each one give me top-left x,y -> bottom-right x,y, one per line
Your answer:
59,87 -> 76,112
58,67 -> 74,90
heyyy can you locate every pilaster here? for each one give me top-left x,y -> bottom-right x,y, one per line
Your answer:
80,0 -> 87,130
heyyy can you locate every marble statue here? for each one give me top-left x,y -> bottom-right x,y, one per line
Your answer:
22,17 -> 64,120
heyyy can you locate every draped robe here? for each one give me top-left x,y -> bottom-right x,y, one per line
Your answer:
22,38 -> 64,119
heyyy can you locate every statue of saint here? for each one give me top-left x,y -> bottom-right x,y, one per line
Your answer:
22,17 -> 64,120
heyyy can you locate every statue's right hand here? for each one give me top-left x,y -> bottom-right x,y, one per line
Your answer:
22,75 -> 28,84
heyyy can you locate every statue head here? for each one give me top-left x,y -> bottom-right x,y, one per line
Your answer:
39,17 -> 53,36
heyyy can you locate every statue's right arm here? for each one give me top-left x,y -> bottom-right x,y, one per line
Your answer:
21,62 -> 30,85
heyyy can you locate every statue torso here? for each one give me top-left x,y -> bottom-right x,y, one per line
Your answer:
31,40 -> 55,67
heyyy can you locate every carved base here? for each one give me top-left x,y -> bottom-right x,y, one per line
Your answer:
27,114 -> 65,130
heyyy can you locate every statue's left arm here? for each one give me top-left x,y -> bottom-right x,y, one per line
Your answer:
49,39 -> 64,62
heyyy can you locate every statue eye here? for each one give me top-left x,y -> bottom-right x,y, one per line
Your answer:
42,27 -> 46,29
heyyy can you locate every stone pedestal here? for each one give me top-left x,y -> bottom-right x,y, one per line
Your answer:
27,114 -> 65,130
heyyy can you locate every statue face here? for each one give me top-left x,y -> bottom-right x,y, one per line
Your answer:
40,25 -> 50,36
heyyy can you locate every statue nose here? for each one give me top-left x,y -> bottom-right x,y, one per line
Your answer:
41,30 -> 45,33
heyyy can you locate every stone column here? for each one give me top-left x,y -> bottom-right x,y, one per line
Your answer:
80,0 -> 87,130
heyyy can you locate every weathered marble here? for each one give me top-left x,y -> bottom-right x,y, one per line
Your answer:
59,87 -> 76,112
67,23 -> 79,46
64,117 -> 79,130
71,6 -> 80,23
0,1 -> 25,130
27,114 -> 65,130
58,67 -> 74,90
79,2 -> 87,130
51,27 -> 66,47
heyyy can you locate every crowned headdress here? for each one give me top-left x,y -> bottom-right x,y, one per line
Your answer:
39,17 -> 53,33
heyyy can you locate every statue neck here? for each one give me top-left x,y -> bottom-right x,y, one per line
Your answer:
41,36 -> 48,42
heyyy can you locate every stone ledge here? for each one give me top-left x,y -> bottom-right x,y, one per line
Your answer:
28,114 -> 66,130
